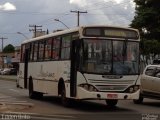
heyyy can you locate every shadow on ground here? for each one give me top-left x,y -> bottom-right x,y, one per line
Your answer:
36,96 -> 137,113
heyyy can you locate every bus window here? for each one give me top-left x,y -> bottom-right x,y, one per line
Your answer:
33,42 -> 39,61
25,43 -> 31,61
44,38 -> 52,60
21,45 -> 25,62
52,37 -> 60,60
30,43 -> 35,61
39,40 -> 45,61
61,35 -> 71,60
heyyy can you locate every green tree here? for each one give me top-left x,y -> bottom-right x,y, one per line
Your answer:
131,0 -> 160,58
131,0 -> 160,40
3,44 -> 15,53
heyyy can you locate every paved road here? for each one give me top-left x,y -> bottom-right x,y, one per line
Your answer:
0,80 -> 160,120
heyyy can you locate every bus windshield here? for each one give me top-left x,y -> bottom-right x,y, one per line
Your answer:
79,39 -> 139,75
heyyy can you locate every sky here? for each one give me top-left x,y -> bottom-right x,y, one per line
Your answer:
0,0 -> 135,49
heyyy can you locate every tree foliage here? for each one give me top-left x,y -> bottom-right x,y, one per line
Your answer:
130,0 -> 160,57
141,40 -> 160,56
131,0 -> 160,40
3,44 -> 15,53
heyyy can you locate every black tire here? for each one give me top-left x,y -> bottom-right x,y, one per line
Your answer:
29,77 -> 43,99
133,95 -> 143,104
16,84 -> 19,88
106,99 -> 118,107
16,79 -> 19,88
16,81 -> 19,88
61,84 -> 71,107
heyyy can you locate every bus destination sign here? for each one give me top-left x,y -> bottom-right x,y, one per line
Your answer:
104,28 -> 138,39
83,27 -> 139,39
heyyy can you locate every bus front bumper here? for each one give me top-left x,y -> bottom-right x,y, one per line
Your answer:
76,87 -> 140,100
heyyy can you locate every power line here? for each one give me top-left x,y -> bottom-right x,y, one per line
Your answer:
29,25 -> 42,38
70,10 -> 87,26
0,11 -> 70,16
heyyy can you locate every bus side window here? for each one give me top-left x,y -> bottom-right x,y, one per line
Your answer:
52,37 -> 60,60
44,38 -> 52,60
21,45 -> 25,62
33,42 -> 39,61
61,35 -> 71,60
38,40 -> 45,61
29,43 -> 34,61
25,43 -> 31,61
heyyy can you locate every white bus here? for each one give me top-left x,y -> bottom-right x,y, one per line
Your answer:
17,25 -> 140,107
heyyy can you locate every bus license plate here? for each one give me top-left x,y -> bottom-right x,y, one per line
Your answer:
107,94 -> 118,99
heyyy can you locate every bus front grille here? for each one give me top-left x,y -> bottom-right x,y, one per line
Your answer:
88,79 -> 135,84
95,85 -> 128,91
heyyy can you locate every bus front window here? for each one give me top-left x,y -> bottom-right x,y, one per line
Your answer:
113,41 -> 139,75
80,39 -> 112,74
80,39 -> 139,75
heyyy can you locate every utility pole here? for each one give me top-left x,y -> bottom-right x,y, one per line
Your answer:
0,37 -> 7,68
0,37 -> 8,52
70,10 -> 87,26
29,25 -> 42,38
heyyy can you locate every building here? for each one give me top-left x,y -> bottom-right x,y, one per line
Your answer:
0,46 -> 20,69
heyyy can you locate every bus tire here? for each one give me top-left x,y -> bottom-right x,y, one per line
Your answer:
106,99 -> 118,107
29,76 -> 43,99
133,95 -> 143,104
16,84 -> 19,88
61,84 -> 71,107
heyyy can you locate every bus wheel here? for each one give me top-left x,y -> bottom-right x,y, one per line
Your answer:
61,85 -> 71,107
16,84 -> 19,88
29,77 -> 43,99
133,95 -> 143,104
106,99 -> 118,107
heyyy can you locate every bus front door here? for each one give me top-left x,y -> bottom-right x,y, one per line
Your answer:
24,49 -> 29,89
70,40 -> 80,97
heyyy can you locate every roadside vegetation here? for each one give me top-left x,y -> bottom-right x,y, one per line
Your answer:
130,0 -> 160,64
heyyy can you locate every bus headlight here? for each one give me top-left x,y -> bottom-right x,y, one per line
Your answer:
79,84 -> 98,92
125,85 -> 140,93
84,84 -> 88,90
89,86 -> 97,92
129,87 -> 134,93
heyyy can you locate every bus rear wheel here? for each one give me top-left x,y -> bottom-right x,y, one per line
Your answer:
61,85 -> 71,107
29,77 -> 43,99
106,99 -> 118,107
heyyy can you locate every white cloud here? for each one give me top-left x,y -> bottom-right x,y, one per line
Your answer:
70,0 -> 126,6
70,0 -> 88,7
69,0 -> 135,26
113,0 -> 124,4
0,0 -> 136,47
0,2 -> 16,11
104,0 -> 124,4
